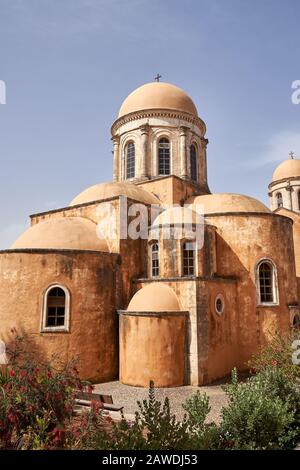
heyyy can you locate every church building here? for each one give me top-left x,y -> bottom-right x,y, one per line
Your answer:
0,81 -> 299,387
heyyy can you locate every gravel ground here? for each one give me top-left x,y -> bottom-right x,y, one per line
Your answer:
94,380 -> 228,423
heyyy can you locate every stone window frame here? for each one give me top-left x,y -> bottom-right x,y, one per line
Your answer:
190,142 -> 198,182
154,134 -> 172,176
148,239 -> 160,278
276,191 -> 283,208
255,259 -> 279,307
125,140 -> 136,180
41,284 -> 71,333
181,239 -> 197,277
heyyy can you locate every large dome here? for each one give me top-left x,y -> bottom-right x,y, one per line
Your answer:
11,217 -> 109,252
188,193 -> 270,214
118,82 -> 198,118
127,283 -> 182,312
70,182 -> 160,206
272,158 -> 300,182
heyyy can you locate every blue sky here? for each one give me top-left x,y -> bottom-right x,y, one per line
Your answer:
0,0 -> 299,248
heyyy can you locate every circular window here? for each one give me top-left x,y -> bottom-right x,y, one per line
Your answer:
215,295 -> 225,316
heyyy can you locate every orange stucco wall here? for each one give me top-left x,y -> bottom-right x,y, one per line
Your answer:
0,250 -> 119,383
119,312 -> 186,387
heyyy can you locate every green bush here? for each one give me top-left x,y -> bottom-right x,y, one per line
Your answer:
220,368 -> 299,450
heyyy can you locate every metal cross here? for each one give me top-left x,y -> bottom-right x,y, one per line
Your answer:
289,151 -> 295,159
155,74 -> 162,82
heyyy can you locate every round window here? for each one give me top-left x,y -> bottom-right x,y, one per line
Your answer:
215,295 -> 225,315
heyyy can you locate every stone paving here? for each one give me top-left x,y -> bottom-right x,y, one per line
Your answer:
94,380 -> 228,423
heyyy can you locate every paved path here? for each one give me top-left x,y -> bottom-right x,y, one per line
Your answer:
94,381 -> 228,423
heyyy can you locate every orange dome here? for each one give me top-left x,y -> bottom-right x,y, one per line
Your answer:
118,82 -> 198,118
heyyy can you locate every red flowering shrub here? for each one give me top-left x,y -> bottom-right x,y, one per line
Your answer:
0,336 -> 88,449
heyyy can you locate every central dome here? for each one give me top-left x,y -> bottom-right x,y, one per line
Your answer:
272,158 -> 300,182
118,82 -> 198,118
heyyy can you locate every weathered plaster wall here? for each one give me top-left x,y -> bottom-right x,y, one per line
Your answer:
206,213 -> 298,368
119,312 -> 186,387
0,250 -> 119,383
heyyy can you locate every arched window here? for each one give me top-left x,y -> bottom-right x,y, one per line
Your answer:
257,260 -> 278,305
298,191 -> 300,211
42,285 -> 70,331
276,192 -> 283,208
158,138 -> 170,175
183,241 -> 196,276
190,145 -> 197,181
151,243 -> 159,277
126,142 -> 135,179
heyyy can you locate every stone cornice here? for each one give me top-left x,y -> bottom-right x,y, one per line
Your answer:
111,108 -> 206,135
268,176 -> 300,190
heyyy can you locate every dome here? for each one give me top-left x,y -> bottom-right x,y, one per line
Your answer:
152,206 -> 203,227
272,158 -> 300,182
70,182 -> 160,207
11,217 -> 109,252
188,193 -> 270,215
118,82 -> 198,118
127,283 -> 182,312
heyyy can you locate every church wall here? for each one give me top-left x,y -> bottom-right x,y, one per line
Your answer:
205,213 -> 298,368
132,276 -> 238,386
0,250 -> 119,383
196,278 -> 239,385
138,175 -> 208,206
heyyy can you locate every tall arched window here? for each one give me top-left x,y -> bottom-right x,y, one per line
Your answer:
183,241 -> 196,276
126,142 -> 135,179
276,192 -> 283,208
190,145 -> 197,181
158,138 -> 170,175
42,285 -> 70,331
151,243 -> 159,277
257,260 -> 278,305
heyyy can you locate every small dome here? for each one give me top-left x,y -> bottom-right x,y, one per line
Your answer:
118,82 -> 198,118
152,206 -> 203,227
70,182 -> 160,206
11,217 -> 109,252
272,158 -> 300,182
127,283 -> 182,312
188,193 -> 270,214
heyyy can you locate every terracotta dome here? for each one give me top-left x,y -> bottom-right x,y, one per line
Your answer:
70,181 -> 160,206
188,193 -> 270,214
118,82 -> 198,118
11,217 -> 109,252
152,206 -> 203,227
272,158 -> 300,182
127,283 -> 182,312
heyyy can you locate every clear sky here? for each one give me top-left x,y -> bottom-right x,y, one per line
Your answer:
0,0 -> 299,248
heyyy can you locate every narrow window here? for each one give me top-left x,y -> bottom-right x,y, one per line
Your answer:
151,243 -> 159,277
183,241 -> 196,276
158,138 -> 170,175
276,192 -> 283,208
126,142 -> 135,179
190,145 -> 197,181
258,261 -> 277,304
42,285 -> 70,331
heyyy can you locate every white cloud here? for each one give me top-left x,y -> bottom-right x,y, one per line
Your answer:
243,129 -> 300,170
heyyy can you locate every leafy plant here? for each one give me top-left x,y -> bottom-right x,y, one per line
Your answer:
220,368 -> 299,450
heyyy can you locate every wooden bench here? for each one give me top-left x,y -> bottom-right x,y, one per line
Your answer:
75,391 -> 124,414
